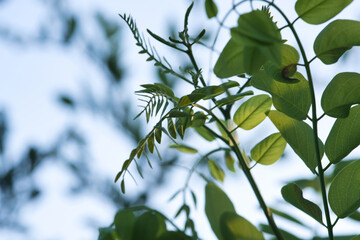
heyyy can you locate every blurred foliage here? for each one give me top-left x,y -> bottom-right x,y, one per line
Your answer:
0,0 -> 181,236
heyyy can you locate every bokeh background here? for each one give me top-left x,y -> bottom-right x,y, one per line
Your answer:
1,0 -> 359,239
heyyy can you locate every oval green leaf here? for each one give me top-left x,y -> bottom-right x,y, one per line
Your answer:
205,0 -> 218,19
233,94 -> 272,130
252,70 -> 311,120
214,39 -> 245,78
220,212 -> 264,240
267,110 -> 324,172
295,0 -> 353,25
132,211 -> 166,240
321,72 -> 360,118
281,183 -> 323,224
314,20 -> 360,64
329,159 -> 360,218
251,132 -> 287,165
169,144 -> 198,154
114,209 -> 136,240
325,105 -> 360,163
208,159 -> 225,182
194,126 -> 216,141
205,182 -> 236,240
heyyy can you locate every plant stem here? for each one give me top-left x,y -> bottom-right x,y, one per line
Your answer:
193,103 -> 284,240
265,1 -> 334,239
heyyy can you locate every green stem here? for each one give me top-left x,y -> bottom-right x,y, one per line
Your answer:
265,1 -> 334,239
193,103 -> 284,240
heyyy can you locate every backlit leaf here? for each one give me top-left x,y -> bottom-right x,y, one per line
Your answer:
233,94 -> 272,130
251,132 -> 287,165
205,182 -> 236,240
267,111 -> 324,172
252,70 -> 311,120
208,160 -> 225,182
314,20 -> 360,64
205,0 -> 218,19
329,159 -> 360,218
295,0 -> 353,25
214,39 -> 245,78
281,183 -> 323,224
169,144 -> 198,154
194,126 -> 216,141
220,212 -> 264,240
321,72 -> 360,118
325,105 -> 360,163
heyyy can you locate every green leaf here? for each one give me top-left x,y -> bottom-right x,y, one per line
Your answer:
325,105 -> 360,163
120,179 -> 126,194
214,39 -> 245,78
252,70 -> 311,120
190,111 -> 207,127
321,72 -> 360,118
329,159 -> 360,218
267,110 -> 324,172
208,160 -> 225,182
178,93 -> 205,108
250,132 -> 287,165
205,0 -> 218,19
178,81 -> 239,107
281,183 -> 323,224
243,46 -> 268,75
205,182 -> 236,240
233,94 -> 272,130
169,144 -> 198,154
264,44 -> 300,83
132,211 -> 166,240
167,118 -> 177,139
155,127 -> 162,144
314,20 -> 360,64
225,151 -> 236,173
194,126 -> 216,141
114,209 -> 136,240
147,132 -> 155,154
220,212 -> 264,240
216,91 -> 253,108
231,10 -> 282,46
295,0 -> 353,25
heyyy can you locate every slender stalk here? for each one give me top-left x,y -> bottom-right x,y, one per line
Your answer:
264,1 -> 334,238
193,103 -> 284,240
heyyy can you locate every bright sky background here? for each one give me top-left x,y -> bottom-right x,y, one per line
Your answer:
0,0 -> 360,239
